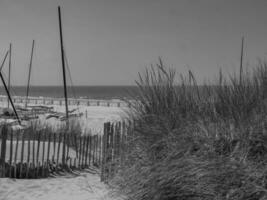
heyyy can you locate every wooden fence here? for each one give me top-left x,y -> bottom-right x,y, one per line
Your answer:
0,126 -> 102,178
100,121 -> 132,183
0,96 -> 131,108
0,120 -> 131,180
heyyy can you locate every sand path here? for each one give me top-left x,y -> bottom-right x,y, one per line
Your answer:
0,101 -> 127,200
0,171 -> 123,200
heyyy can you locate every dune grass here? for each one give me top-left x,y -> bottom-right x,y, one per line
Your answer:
111,59 -> 267,200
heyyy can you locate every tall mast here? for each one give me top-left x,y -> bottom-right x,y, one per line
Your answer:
0,71 -> 20,124
25,40 -> 35,107
239,36 -> 244,85
58,6 -> 69,123
0,51 -> 9,72
8,43 -> 12,108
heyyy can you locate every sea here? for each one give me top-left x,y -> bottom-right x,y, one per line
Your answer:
0,86 -> 139,100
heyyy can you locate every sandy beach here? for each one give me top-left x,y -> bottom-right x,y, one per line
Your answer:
0,97 -> 128,134
0,97 -> 127,200
0,171 -> 124,200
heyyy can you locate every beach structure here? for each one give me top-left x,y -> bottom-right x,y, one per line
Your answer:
45,6 -> 82,122
0,62 -> 21,125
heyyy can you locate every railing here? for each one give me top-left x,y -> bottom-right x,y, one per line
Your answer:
0,95 -> 132,108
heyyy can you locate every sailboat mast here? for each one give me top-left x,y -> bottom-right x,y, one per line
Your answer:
0,51 -> 9,72
8,43 -> 11,108
58,6 -> 69,123
25,40 -> 35,107
0,71 -> 20,125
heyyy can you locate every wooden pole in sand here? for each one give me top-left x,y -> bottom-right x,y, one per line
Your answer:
0,70 -> 21,124
0,51 -> 9,72
58,6 -> 69,125
25,40 -> 35,108
8,43 -> 12,108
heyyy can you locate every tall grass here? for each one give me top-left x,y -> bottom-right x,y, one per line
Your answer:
112,59 -> 267,200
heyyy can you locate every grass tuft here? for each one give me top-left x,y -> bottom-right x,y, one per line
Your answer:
112,58 -> 267,200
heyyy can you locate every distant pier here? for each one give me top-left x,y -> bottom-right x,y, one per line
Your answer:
0,95 -> 132,108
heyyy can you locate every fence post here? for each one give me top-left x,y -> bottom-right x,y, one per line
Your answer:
26,131 -> 31,178
66,134 -> 70,163
62,132 -> 66,166
82,136 -> 86,168
56,133 -> 62,169
89,135 -> 92,166
78,136 -> 82,169
101,123 -> 107,182
20,132 -> 25,178
0,126 -> 8,177
36,131 -> 41,178
14,132 -> 19,178
41,132 -> 46,177
47,132 -> 51,164
32,131 -> 35,166
98,135 -> 102,167
9,130 -> 13,178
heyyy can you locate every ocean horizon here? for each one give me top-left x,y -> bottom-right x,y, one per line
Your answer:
0,86 -> 139,100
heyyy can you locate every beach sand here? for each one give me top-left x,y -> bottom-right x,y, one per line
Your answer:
0,99 -> 128,134
0,98 -> 127,200
0,171 -> 124,200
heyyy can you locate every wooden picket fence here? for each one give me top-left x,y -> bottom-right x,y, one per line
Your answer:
0,126 -> 102,178
0,121 -> 131,180
100,121 -> 132,183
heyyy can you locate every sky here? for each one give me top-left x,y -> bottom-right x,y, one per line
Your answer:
0,0 -> 267,86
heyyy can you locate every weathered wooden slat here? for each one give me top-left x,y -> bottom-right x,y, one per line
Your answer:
120,121 -> 126,166
98,135 -> 102,167
109,123 -> 114,178
41,132 -> 46,168
47,132 -> 51,163
95,135 -> 99,166
32,131 -> 35,165
9,130 -> 13,178
20,132 -> 25,178
100,123 -> 107,182
66,134 -> 70,163
91,136 -> 95,165
41,132 -> 46,177
89,135 -> 92,166
82,135 -> 86,168
62,132 -> 66,166
78,136 -> 82,169
37,161 -> 41,178
26,162 -> 30,178
0,126 -> 7,177
14,132 -> 19,178
85,136 -> 89,167
26,131 -> 31,178
53,133 -> 56,163
14,162 -> 17,179
69,157 -> 72,169
35,132 -> 41,178
74,135 -> 78,159
56,133 -> 61,168
74,158 -> 76,169
36,131 -> 41,167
